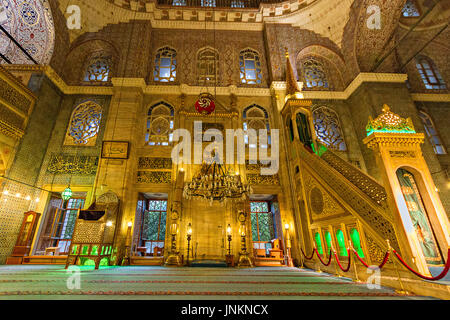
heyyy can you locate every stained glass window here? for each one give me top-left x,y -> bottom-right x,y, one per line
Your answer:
201,0 -> 216,7
416,57 -> 446,90
84,56 -> 111,82
250,201 -> 275,246
302,58 -> 329,89
419,111 -> 446,154
324,231 -> 332,255
335,229 -> 348,256
154,47 -> 177,82
66,101 -> 102,145
142,200 -> 167,242
315,232 -> 323,255
231,0 -> 245,8
172,0 -> 186,5
243,105 -> 270,148
146,102 -> 174,146
197,48 -> 218,85
61,198 -> 85,239
239,49 -> 262,84
350,228 -> 364,258
313,106 -> 346,151
402,0 -> 420,17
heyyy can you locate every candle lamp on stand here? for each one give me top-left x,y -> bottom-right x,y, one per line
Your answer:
186,223 -> 192,265
284,223 -> 294,267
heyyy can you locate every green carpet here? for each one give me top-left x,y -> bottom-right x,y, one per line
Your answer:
0,265 -> 435,300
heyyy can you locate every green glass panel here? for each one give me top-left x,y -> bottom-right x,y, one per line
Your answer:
336,230 -> 348,256
91,245 -> 99,256
100,246 -> 105,255
325,231 -> 332,254
81,258 -> 95,266
314,232 -> 323,255
82,245 -> 89,255
257,213 -> 274,242
71,245 -> 78,255
250,202 -> 269,213
350,228 -> 364,258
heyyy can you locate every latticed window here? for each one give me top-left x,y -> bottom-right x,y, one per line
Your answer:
402,0 -> 420,17
66,101 -> 102,145
154,47 -> 177,82
231,0 -> 245,8
84,55 -> 111,82
201,0 -> 216,7
250,201 -> 275,252
60,198 -> 85,240
312,106 -> 346,151
142,200 -> 167,253
419,111 -> 446,154
243,104 -> 270,148
239,49 -> 262,84
197,48 -> 218,85
302,58 -> 329,89
172,0 -> 186,5
146,102 -> 174,146
416,57 -> 446,90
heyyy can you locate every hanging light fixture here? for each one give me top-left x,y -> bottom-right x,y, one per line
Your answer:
61,186 -> 73,202
183,153 -> 251,204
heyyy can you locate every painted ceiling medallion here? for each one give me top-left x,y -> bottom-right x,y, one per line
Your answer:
195,93 -> 216,115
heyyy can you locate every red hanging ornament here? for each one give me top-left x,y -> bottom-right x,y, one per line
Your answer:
195,93 -> 215,115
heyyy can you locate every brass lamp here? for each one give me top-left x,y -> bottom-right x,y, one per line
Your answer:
186,223 -> 192,265
226,224 -> 232,256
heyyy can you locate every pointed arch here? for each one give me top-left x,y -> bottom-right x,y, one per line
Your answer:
312,105 -> 347,151
416,56 -> 446,90
418,111 -> 446,154
197,47 -> 219,85
146,101 -> 175,146
239,48 -> 263,85
65,101 -> 102,146
153,46 -> 177,82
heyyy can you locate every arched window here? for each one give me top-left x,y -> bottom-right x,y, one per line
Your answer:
312,106 -> 346,151
301,58 -> 329,89
154,47 -> 177,82
65,101 -> 102,145
350,228 -> 364,258
243,105 -> 270,148
197,48 -> 218,85
314,232 -> 324,255
416,57 -> 446,90
396,168 -> 443,265
201,0 -> 216,7
172,0 -> 186,5
402,0 -> 420,17
84,55 -> 111,82
296,111 -> 313,149
419,111 -> 446,154
302,58 -> 329,89
239,49 -> 262,85
335,229 -> 348,256
146,102 -> 174,146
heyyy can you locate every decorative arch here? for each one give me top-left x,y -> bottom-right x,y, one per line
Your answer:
83,54 -> 112,83
63,39 -> 119,85
239,48 -> 262,85
153,46 -> 177,82
0,0 -> 55,64
65,101 -> 102,146
243,104 -> 270,148
312,106 -> 347,151
197,47 -> 219,85
146,101 -> 175,146
296,45 -> 347,90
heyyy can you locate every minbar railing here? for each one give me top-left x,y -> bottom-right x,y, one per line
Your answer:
156,0 -> 285,9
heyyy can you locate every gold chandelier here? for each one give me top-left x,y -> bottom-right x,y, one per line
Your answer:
183,160 -> 251,204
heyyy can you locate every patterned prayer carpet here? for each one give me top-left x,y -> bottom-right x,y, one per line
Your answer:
0,265 -> 435,300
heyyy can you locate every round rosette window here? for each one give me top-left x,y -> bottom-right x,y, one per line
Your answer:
195,93 -> 216,115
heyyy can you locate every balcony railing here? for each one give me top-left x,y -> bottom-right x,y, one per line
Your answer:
157,0 -> 285,9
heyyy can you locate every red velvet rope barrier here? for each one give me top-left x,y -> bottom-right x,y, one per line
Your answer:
301,248 -> 315,260
353,249 -> 390,270
314,248 -> 333,266
392,248 -> 450,281
333,249 -> 352,272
